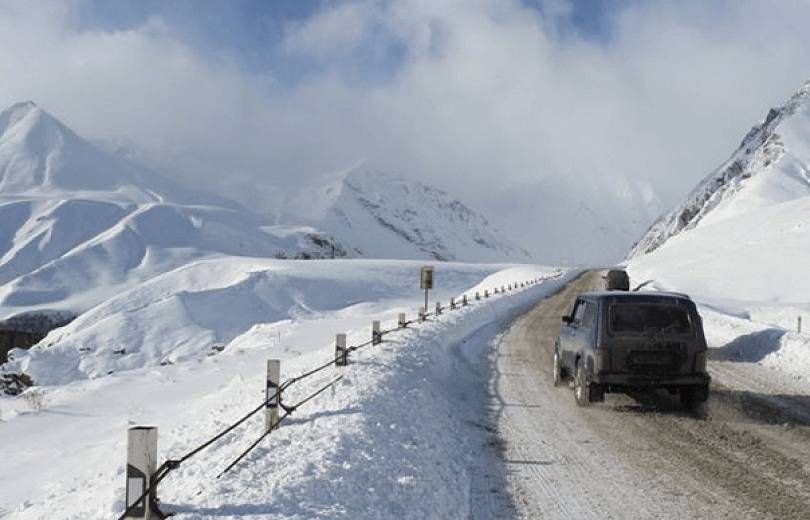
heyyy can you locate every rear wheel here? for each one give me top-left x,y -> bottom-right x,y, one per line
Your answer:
574,360 -> 591,407
552,349 -> 563,387
680,385 -> 708,411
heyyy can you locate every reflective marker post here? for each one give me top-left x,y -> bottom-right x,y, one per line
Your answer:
266,359 -> 280,431
125,426 -> 158,519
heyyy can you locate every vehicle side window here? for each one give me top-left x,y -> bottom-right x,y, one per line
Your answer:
581,302 -> 596,330
572,300 -> 585,323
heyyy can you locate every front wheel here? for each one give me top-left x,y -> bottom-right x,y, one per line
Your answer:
574,360 -> 591,407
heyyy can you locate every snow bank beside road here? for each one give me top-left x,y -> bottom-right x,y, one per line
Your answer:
0,263 -> 567,518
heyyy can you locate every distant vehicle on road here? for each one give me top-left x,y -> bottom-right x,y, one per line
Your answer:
553,291 -> 710,410
603,269 -> 630,291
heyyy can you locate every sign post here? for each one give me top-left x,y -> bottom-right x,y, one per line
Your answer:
420,266 -> 435,314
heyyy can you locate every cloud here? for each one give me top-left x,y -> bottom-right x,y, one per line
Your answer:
2,0 -> 810,241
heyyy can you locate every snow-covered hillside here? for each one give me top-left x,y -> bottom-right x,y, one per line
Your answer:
278,163 -> 532,263
0,102 -> 346,320
627,79 -> 810,383
630,80 -> 810,257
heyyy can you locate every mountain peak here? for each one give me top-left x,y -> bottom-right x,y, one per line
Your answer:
630,77 -> 810,258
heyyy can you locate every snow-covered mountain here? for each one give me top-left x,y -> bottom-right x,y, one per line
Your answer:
629,80 -> 810,258
0,102 -> 344,319
278,163 -> 532,262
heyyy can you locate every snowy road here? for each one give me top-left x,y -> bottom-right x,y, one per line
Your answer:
490,271 -> 810,519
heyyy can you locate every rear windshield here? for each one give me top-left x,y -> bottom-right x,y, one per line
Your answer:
609,303 -> 692,335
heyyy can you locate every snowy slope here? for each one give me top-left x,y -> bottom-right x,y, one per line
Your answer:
627,79 -> 810,383
630,80 -> 810,257
0,102 -> 344,319
279,163 -> 532,263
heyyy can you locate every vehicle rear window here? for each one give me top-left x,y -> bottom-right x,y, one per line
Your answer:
609,304 -> 692,335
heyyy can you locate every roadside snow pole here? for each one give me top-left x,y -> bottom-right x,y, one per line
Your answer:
335,333 -> 348,366
420,266 -> 435,315
450,297 -> 456,310
501,285 -> 505,293
419,308 -> 426,322
125,426 -> 158,519
799,316 -> 803,333
399,313 -> 407,328
436,301 -> 442,315
462,294 -> 468,306
372,320 -> 382,345
484,289 -> 489,298
475,291 -> 480,301
266,359 -> 280,431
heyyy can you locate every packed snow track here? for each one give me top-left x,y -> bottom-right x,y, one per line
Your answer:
491,271 -> 810,519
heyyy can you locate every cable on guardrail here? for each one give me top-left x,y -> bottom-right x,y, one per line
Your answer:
116,274 -> 555,519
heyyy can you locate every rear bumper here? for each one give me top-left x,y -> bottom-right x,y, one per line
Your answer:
593,372 -> 710,388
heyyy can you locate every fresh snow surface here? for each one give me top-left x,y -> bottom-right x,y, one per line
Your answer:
278,162 -> 532,263
0,263 -> 564,519
627,79 -> 810,387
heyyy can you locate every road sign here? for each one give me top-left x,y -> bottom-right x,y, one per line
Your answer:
420,266 -> 434,290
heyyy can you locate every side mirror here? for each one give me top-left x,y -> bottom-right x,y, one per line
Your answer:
562,315 -> 573,325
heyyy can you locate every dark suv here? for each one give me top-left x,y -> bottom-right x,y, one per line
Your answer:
553,291 -> 710,409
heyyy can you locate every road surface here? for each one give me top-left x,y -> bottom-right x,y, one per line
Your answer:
488,271 -> 810,519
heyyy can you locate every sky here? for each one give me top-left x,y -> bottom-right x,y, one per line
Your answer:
1,0 -> 810,247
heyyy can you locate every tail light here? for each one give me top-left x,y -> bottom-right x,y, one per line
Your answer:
694,351 -> 707,373
596,348 -> 610,371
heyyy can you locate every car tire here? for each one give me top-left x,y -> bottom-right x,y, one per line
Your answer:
680,386 -> 708,411
574,360 -> 591,407
553,349 -> 563,387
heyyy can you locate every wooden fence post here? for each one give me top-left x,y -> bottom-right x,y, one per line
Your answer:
335,333 -> 348,366
372,320 -> 382,345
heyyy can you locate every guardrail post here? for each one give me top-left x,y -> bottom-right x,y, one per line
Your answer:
450,297 -> 456,310
266,359 -> 280,431
399,313 -> 407,328
125,426 -> 158,519
335,333 -> 348,366
435,302 -> 442,315
372,320 -> 382,345
462,295 -> 468,306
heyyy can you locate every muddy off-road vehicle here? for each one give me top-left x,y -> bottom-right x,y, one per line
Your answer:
553,291 -> 710,410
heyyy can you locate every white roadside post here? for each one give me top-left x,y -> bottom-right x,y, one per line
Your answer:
125,426 -> 158,519
436,301 -> 442,315
335,333 -> 348,366
475,291 -> 480,301
501,285 -> 505,293
372,320 -> 382,345
399,312 -> 407,328
484,289 -> 489,298
799,316 -> 803,333
450,297 -> 456,310
419,307 -> 426,322
266,359 -> 280,431
462,294 -> 468,306
420,266 -> 435,316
